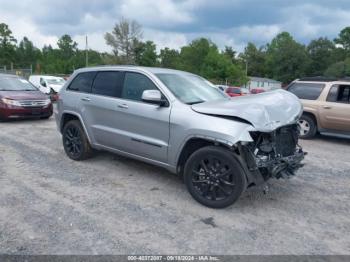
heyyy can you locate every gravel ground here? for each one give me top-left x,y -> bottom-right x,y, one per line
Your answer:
0,117 -> 349,255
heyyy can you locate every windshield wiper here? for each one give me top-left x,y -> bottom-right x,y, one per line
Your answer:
187,100 -> 205,105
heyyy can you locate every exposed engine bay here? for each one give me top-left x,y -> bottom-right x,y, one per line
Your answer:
242,124 -> 305,181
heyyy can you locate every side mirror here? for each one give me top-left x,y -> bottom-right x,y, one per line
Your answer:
141,90 -> 168,106
41,82 -> 47,87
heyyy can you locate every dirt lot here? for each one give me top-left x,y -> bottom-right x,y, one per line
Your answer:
0,117 -> 349,255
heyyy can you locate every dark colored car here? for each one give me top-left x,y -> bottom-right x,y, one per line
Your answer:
0,74 -> 53,120
225,87 -> 242,97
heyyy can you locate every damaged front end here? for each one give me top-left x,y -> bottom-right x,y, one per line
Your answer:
240,124 -> 305,183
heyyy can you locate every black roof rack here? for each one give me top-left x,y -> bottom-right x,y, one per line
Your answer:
298,76 -> 350,82
298,76 -> 338,82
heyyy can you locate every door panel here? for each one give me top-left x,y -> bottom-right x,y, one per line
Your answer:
111,100 -> 170,163
319,102 -> 350,131
319,85 -> 350,131
83,71 -> 170,163
85,95 -> 170,163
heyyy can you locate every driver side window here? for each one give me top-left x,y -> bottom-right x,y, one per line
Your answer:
122,72 -> 158,102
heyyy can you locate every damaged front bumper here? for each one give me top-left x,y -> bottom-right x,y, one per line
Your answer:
254,146 -> 305,179
238,124 -> 306,186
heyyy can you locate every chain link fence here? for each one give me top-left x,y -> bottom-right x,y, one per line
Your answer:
0,65 -> 33,79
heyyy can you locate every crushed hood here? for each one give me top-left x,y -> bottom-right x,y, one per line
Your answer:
191,89 -> 302,132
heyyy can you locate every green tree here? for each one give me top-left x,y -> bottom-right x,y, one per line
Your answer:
179,38 -> 246,84
57,34 -> 78,60
179,38 -> 214,74
324,58 -> 350,78
266,32 -> 310,83
223,46 -> 237,64
105,17 -> 143,64
239,42 -> 266,77
16,37 -> 41,68
307,37 -> 335,76
134,41 -> 157,66
0,23 -> 17,67
202,48 -> 247,85
334,27 -> 350,52
159,47 -> 180,69
40,44 -> 61,73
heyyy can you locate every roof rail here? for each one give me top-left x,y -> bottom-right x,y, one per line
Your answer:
298,76 -> 338,82
340,76 -> 350,81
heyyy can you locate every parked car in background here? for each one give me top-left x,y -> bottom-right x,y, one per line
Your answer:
56,66 -> 305,208
0,74 -> 53,120
250,88 -> 266,94
29,75 -> 66,100
225,87 -> 242,97
287,77 -> 350,139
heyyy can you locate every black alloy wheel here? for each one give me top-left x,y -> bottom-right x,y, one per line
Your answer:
62,120 -> 93,160
184,146 -> 246,208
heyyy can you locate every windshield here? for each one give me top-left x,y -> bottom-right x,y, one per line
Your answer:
156,73 -> 227,104
46,78 -> 65,85
0,77 -> 38,91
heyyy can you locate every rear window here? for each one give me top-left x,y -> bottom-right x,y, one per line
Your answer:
92,71 -> 124,98
68,72 -> 96,93
287,82 -> 325,100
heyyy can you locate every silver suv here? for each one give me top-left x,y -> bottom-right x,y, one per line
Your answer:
55,66 -> 305,208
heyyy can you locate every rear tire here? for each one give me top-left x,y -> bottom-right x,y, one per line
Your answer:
62,120 -> 93,161
184,146 -> 246,208
298,114 -> 317,139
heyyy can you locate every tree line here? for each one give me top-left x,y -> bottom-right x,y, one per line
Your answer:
1,18 -> 350,84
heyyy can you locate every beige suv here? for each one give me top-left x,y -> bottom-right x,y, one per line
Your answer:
287,77 -> 350,139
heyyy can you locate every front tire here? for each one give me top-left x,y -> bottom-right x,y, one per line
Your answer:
184,146 -> 247,208
62,120 -> 93,161
298,114 -> 317,139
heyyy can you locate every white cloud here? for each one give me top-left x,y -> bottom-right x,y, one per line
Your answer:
143,29 -> 188,51
1,0 -> 350,54
73,33 -> 112,53
281,4 -> 350,41
235,25 -> 281,43
120,0 -> 194,27
0,12 -> 58,48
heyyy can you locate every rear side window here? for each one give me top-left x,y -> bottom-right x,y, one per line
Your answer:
327,85 -> 350,103
92,71 -> 124,98
68,72 -> 96,93
122,72 -> 158,101
287,83 -> 325,100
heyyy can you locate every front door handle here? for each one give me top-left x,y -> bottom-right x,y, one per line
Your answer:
81,97 -> 91,102
118,104 -> 129,109
323,105 -> 332,109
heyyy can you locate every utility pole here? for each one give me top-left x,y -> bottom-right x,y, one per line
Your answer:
85,35 -> 89,67
245,60 -> 249,90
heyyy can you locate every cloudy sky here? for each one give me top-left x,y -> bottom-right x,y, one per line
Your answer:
1,0 -> 350,53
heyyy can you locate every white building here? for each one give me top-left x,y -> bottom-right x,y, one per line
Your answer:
244,76 -> 282,90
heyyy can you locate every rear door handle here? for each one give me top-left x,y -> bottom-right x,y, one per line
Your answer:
118,104 -> 129,109
81,97 -> 91,102
323,105 -> 332,109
